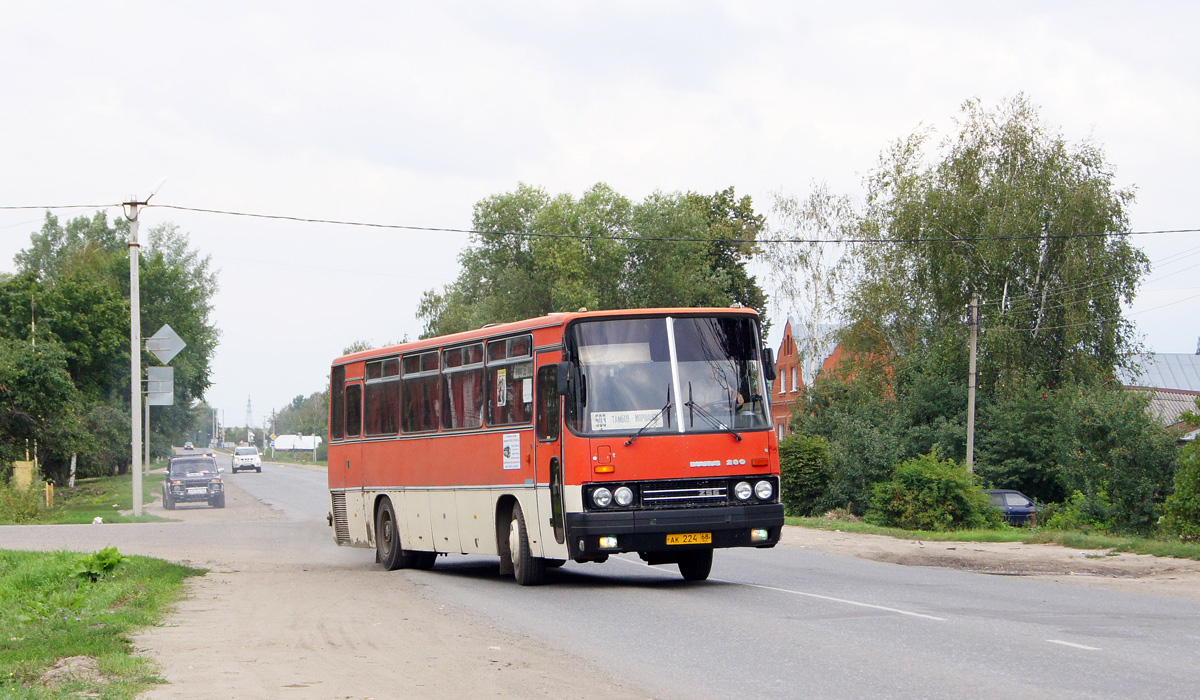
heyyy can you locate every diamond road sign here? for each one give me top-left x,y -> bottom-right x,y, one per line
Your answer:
146,324 -> 186,364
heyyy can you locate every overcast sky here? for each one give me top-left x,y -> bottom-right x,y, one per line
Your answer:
1,2 -> 1197,429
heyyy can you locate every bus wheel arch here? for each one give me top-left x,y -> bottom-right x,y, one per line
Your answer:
495,496 -> 517,575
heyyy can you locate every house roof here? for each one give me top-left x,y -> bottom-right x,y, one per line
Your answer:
1117,353 -> 1200,392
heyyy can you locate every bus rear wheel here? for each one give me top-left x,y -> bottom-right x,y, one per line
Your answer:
376,498 -> 415,571
677,549 -> 713,581
508,502 -> 546,586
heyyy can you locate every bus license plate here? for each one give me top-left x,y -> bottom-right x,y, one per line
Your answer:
667,532 -> 711,545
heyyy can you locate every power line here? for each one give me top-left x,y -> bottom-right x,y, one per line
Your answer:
4,200 -> 1198,245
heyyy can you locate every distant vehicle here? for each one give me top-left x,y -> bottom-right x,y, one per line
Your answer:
232,446 -> 262,473
183,442 -> 194,451
163,454 -> 225,509
984,489 -> 1045,526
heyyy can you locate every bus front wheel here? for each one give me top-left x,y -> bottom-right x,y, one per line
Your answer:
376,498 -> 415,571
508,503 -> 546,586
677,549 -> 713,582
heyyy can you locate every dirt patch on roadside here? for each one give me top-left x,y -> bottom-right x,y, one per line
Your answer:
783,527 -> 1200,600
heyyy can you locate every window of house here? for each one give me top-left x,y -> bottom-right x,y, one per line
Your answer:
402,351 -> 440,432
442,343 -> 484,430
364,358 -> 400,436
791,367 -> 798,392
487,335 -> 534,426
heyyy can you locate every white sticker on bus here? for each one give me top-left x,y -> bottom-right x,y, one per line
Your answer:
502,432 -> 521,470
592,410 -> 663,432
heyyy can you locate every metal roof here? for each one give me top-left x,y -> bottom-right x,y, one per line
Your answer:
1117,353 -> 1200,392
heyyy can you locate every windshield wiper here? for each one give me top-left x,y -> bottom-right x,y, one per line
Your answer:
625,385 -> 672,447
684,400 -> 742,442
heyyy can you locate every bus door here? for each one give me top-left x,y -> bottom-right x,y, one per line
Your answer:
535,352 -> 566,546
342,379 -> 367,535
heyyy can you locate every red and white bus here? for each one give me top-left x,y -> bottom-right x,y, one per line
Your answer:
327,307 -> 783,584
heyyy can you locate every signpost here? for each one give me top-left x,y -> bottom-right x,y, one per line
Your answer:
137,325 -> 186,511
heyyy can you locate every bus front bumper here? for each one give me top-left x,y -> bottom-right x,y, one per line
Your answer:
564,503 -> 783,559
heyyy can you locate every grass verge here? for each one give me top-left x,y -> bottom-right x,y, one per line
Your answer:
788,516 -> 1200,561
1,473 -> 167,526
0,548 -> 203,699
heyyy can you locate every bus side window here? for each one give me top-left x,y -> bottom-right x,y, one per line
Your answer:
331,365 -> 346,440
345,384 -> 362,438
536,365 -> 560,441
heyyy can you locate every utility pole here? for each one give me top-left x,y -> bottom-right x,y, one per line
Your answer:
123,196 -> 145,516
966,293 -> 979,474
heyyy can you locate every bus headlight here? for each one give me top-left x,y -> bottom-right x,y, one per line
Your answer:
734,481 -> 752,501
755,480 -> 773,500
614,486 -> 634,507
592,488 -> 613,508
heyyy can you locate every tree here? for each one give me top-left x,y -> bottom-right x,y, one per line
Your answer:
418,183 -> 768,337
760,184 -> 854,383
843,95 -> 1147,391
0,212 -> 219,477
0,337 -> 85,479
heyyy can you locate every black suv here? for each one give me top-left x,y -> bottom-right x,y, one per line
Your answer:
163,454 -> 226,509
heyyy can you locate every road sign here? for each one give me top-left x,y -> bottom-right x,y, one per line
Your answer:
146,324 -> 186,364
147,366 -> 174,405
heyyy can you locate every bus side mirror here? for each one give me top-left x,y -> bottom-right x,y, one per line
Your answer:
762,348 -> 777,381
556,362 -> 573,396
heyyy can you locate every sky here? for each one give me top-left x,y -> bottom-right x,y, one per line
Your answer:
1,2 -> 1197,429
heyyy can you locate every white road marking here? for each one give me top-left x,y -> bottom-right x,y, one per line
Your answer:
1046,639 -> 1101,651
611,555 -> 946,621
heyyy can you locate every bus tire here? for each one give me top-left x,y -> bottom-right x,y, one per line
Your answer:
412,551 -> 437,570
677,549 -> 713,581
508,502 -> 546,586
376,498 -> 415,571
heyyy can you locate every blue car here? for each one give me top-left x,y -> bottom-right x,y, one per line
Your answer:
984,489 -> 1045,526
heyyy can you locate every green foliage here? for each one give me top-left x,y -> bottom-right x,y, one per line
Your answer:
0,213 -> 219,481
866,450 -> 1002,531
0,481 -> 40,523
844,95 -> 1146,392
0,337 -> 85,471
1043,490 -> 1116,533
74,546 -> 129,583
418,183 -> 768,338
778,434 -> 831,516
272,391 -> 329,438
0,548 -> 200,698
1161,442 -> 1200,539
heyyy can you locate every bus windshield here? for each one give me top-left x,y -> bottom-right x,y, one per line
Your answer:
567,315 -> 769,436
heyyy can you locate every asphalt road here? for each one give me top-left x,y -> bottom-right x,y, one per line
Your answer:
9,455 -> 1200,698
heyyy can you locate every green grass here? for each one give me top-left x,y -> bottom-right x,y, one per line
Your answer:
1,474 -> 167,526
789,516 -> 1200,561
0,547 -> 203,699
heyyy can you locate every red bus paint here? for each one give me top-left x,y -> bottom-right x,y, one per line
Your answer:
327,308 -> 784,584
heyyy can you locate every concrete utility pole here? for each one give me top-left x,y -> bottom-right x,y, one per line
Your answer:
124,196 -> 145,516
966,293 -> 979,474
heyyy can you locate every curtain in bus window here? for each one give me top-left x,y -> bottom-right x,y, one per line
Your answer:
345,384 -> 362,438
364,380 -> 400,435
443,369 -> 483,430
401,375 -> 439,432
488,360 -> 533,425
330,365 -> 346,439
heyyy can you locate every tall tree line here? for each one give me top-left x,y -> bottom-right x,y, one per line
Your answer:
0,212 -> 219,483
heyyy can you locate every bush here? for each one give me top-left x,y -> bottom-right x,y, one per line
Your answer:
778,434 -> 830,516
866,450 -> 1002,531
1043,489 -> 1116,533
1161,442 -> 1200,539
0,480 -> 40,523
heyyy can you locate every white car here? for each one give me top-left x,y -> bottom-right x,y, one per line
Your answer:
231,446 -> 262,473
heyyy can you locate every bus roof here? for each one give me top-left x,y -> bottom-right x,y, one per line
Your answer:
332,307 -> 763,367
